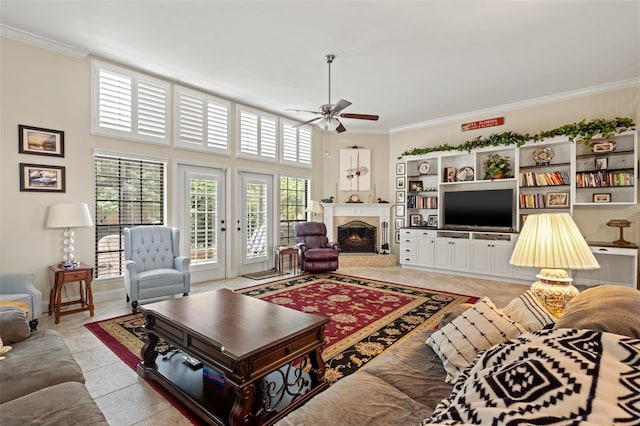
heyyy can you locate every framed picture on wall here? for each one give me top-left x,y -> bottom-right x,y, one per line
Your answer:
396,191 -> 405,203
19,125 -> 65,157
395,231 -> 401,244
396,176 -> 406,189
19,163 -> 66,192
396,163 -> 405,175
395,218 -> 404,229
395,205 -> 405,217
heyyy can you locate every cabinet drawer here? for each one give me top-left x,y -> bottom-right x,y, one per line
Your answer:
400,255 -> 416,265
400,246 -> 416,255
63,271 -> 88,281
416,230 -> 436,238
400,229 -> 416,237
400,236 -> 416,246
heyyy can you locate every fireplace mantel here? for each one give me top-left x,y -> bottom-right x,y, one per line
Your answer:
323,203 -> 393,250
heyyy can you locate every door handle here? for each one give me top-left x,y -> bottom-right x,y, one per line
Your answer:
221,228 -> 226,232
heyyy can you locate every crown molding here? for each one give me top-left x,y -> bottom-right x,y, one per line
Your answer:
390,77 -> 640,134
1,24 -> 89,59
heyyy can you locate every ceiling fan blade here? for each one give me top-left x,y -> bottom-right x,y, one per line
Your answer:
286,108 -> 321,115
336,120 -> 347,133
331,99 -> 352,114
295,117 -> 321,127
340,113 -> 379,121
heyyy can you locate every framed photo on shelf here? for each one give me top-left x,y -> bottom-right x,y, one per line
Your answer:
595,157 -> 608,170
408,180 -> 424,192
396,191 -> 405,203
396,176 -> 406,189
426,215 -> 438,228
443,167 -> 456,182
396,163 -> 405,175
410,214 -> 422,227
395,218 -> 404,229
395,231 -> 401,244
19,163 -> 65,192
546,192 -> 569,208
593,193 -> 611,203
395,205 -> 405,217
18,125 -> 65,157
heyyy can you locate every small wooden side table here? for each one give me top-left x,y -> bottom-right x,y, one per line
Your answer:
275,246 -> 299,276
48,263 -> 95,324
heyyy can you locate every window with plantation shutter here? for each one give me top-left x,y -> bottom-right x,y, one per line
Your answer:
237,106 -> 277,162
281,120 -> 312,167
174,85 -> 230,154
92,60 -> 170,145
94,153 -> 166,279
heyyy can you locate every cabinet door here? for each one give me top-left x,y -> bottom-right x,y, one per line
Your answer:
491,242 -> 515,278
434,239 -> 452,269
470,242 -> 492,275
451,240 -> 470,272
417,237 -> 435,268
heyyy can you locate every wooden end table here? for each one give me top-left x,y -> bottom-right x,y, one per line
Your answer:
138,289 -> 329,425
48,263 -> 95,324
275,246 -> 299,276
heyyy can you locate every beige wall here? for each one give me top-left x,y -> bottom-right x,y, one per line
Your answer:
0,37 -> 346,299
389,87 -> 640,246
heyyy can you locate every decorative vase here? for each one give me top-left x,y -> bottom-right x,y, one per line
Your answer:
490,171 -> 505,179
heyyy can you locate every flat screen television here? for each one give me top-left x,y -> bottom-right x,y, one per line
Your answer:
443,189 -> 513,229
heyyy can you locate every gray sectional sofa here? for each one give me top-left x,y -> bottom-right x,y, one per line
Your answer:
0,305 -> 107,425
277,285 -> 640,425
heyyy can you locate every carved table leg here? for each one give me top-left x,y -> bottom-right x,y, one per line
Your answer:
230,383 -> 255,426
140,316 -> 159,370
308,346 -> 326,386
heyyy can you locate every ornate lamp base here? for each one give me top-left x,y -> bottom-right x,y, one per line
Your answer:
530,268 -> 579,318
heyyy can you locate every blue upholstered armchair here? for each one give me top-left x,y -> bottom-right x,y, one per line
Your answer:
0,273 -> 42,330
124,226 -> 190,313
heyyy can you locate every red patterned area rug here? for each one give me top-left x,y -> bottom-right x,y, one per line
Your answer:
85,273 -> 477,422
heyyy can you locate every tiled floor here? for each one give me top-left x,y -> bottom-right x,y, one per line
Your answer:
38,266 -> 528,425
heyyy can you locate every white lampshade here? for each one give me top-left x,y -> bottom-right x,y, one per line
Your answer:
306,200 -> 324,221
47,203 -> 93,228
510,213 -> 599,270
510,212 -> 599,317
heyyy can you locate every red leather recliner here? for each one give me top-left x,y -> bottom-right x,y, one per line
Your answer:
295,222 -> 340,273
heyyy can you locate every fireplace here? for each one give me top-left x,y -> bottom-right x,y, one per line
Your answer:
323,203 -> 393,255
338,221 -> 377,253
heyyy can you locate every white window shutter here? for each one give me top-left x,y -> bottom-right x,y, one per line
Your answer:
298,127 -> 312,165
260,117 -> 277,159
240,110 -> 259,156
280,120 -> 313,167
137,80 -> 168,140
97,68 -> 132,132
175,86 -> 229,153
282,124 -> 298,162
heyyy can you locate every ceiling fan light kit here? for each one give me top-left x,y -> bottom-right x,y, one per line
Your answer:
289,54 -> 379,133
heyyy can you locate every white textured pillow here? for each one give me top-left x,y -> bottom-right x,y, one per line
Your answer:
502,290 -> 555,332
425,297 -> 526,383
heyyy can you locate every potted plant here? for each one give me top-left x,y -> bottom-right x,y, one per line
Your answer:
483,153 -> 511,179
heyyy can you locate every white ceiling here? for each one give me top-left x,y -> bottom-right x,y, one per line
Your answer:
2,1 -> 639,133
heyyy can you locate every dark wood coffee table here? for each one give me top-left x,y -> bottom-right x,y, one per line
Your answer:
137,288 -> 329,425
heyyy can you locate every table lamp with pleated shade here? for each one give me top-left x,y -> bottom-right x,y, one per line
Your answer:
509,212 -> 600,317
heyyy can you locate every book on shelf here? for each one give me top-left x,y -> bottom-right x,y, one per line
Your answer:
519,171 -> 570,187
575,170 -> 634,188
407,194 -> 437,209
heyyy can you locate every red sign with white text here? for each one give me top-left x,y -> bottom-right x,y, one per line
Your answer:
461,117 -> 505,131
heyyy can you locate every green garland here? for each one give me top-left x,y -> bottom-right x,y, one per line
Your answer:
399,117 -> 635,158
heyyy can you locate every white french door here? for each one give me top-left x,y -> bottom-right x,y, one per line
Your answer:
177,164 -> 227,281
237,171 -> 274,275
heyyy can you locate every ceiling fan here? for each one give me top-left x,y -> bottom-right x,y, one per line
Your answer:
289,54 -> 379,133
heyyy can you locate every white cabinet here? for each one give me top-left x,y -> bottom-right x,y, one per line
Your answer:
435,237 -> 470,272
416,229 -> 436,268
399,229 -> 417,265
470,239 -> 515,278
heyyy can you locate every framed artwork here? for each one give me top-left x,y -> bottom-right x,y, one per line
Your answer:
339,148 -> 371,191
19,125 -> 64,157
396,191 -> 405,203
396,176 -> 406,189
19,163 -> 66,192
410,214 -> 422,227
546,192 -> 569,208
593,193 -> 611,203
395,218 -> 404,229
443,167 -> 456,183
395,205 -> 405,217
395,231 -> 401,244
595,157 -> 608,170
426,215 -> 438,228
408,180 -> 424,192
396,162 -> 405,175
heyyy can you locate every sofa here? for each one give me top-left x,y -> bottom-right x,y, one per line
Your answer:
277,285 -> 640,425
0,305 -> 107,425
